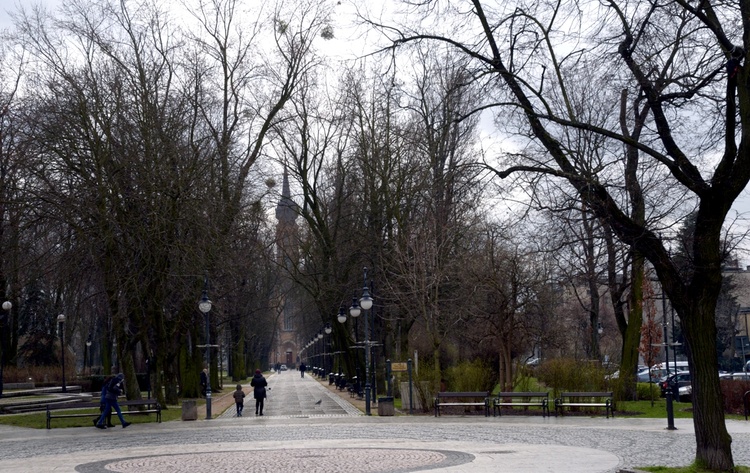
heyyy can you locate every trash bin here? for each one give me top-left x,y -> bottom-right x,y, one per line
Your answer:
182,399 -> 197,421
378,397 -> 394,416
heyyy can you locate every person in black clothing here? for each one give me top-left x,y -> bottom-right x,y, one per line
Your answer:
233,384 -> 245,417
199,369 -> 208,397
96,373 -> 131,429
250,369 -> 268,415
299,362 -> 306,378
93,375 -> 115,427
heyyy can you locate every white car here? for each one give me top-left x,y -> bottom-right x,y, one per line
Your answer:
678,384 -> 692,402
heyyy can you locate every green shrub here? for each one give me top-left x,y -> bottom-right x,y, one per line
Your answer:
412,360 -> 439,413
444,360 -> 494,393
636,382 -> 660,401
536,358 -> 606,396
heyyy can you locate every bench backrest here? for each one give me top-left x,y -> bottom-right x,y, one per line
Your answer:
497,392 -> 548,398
437,392 -> 489,398
560,392 -> 612,398
120,400 -> 159,405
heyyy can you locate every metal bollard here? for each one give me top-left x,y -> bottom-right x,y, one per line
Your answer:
665,390 -> 677,430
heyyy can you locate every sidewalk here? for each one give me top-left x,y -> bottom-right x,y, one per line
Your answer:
314,374 -> 374,413
196,383 -> 249,418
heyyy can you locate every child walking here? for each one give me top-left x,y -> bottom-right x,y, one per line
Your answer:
233,384 -> 246,417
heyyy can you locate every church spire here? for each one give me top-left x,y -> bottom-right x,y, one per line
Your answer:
275,166 -> 298,223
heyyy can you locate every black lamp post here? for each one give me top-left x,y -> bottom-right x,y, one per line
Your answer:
324,323 -> 332,378
358,268 -> 373,416
336,306 -> 347,382
0,301 -> 11,398
57,314 -> 67,393
318,329 -> 326,378
198,285 -> 213,419
85,337 -> 92,376
340,267 -> 374,415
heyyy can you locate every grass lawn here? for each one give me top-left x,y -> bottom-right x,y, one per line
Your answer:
638,466 -> 750,472
616,399 -> 694,418
0,402 -> 190,429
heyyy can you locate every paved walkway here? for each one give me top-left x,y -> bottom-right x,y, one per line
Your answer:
1,372 -> 750,472
216,369 -> 362,418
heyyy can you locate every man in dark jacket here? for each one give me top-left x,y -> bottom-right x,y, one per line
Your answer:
250,369 -> 268,416
95,373 -> 131,429
93,375 -> 115,427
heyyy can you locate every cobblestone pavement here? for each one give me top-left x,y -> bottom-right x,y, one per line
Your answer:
1,372 -> 750,473
217,369 -> 362,419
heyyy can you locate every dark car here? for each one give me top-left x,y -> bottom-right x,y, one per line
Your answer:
660,371 -> 691,398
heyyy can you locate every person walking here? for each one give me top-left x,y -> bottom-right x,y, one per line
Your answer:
93,375 -> 115,428
299,362 -> 306,378
250,369 -> 268,416
96,373 -> 131,429
233,384 -> 246,417
199,368 -> 208,397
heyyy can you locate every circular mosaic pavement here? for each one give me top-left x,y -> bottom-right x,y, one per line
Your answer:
75,448 -> 475,473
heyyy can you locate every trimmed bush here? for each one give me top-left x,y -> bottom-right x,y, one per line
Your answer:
721,379 -> 750,415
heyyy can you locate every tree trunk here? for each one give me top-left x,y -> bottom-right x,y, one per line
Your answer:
619,253 -> 644,400
681,296 -> 734,470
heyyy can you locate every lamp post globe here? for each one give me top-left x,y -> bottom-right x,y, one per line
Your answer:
337,307 -> 347,324
349,297 -> 361,318
199,295 -> 212,314
360,287 -> 373,311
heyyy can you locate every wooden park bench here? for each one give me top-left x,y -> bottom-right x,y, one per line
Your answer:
492,391 -> 549,417
46,399 -> 161,429
434,391 -> 490,417
554,392 -> 614,418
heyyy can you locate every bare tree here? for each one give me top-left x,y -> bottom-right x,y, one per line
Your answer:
375,0 -> 746,467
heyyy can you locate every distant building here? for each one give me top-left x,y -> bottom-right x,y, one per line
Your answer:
269,168 -> 302,368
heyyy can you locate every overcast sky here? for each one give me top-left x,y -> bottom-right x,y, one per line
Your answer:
3,0 -> 750,259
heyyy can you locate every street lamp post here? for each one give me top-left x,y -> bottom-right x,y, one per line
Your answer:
198,284 -> 213,420
57,314 -> 67,393
0,301 -> 11,398
338,268 -> 375,416
317,330 -> 324,377
358,268 -> 374,416
324,323 -> 332,380
85,337 -> 92,376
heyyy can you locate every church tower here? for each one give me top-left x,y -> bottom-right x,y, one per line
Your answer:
271,168 -> 301,368
275,167 -> 298,267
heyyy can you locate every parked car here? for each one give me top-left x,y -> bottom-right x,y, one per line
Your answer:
637,368 -> 654,383
280,364 -> 288,371
660,371 -> 691,397
678,384 -> 692,402
650,361 -> 690,381
720,372 -> 750,381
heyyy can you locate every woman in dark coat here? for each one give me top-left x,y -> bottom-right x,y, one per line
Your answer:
250,369 -> 268,415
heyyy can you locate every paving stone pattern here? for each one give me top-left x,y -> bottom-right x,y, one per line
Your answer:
1,372 -> 750,472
